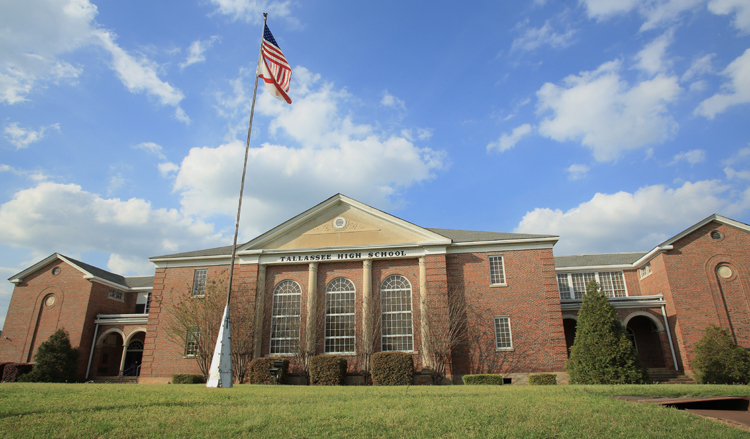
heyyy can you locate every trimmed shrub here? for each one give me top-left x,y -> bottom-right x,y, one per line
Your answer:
528,373 -> 557,385
310,355 -> 347,385
3,363 -> 34,383
172,373 -> 206,384
247,357 -> 289,384
693,325 -> 750,384
371,352 -> 414,385
19,328 -> 80,383
566,281 -> 648,384
462,374 -> 504,385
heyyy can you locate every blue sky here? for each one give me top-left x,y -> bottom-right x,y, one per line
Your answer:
1,0 -> 749,328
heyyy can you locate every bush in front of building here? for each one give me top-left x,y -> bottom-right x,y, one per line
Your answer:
18,328 -> 80,383
566,281 -> 648,384
310,355 -> 347,385
692,324 -> 750,384
462,374 -> 504,385
2,363 -> 34,382
172,373 -> 206,384
371,352 -> 414,385
528,373 -> 557,385
248,357 -> 289,384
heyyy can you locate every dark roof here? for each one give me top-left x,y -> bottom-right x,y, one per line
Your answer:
123,276 -> 155,289
151,244 -> 235,259
554,252 -> 648,269
62,254 -> 128,287
427,228 -> 557,243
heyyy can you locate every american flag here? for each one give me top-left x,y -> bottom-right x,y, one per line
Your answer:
258,24 -> 292,104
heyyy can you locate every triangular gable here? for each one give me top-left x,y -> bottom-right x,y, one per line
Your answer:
239,194 -> 451,251
8,253 -> 132,290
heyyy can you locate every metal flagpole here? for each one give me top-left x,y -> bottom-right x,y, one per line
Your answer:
206,13 -> 269,389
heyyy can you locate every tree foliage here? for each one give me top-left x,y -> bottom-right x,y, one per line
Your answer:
162,273 -> 254,383
565,280 -> 648,384
20,328 -> 80,382
692,324 -> 750,384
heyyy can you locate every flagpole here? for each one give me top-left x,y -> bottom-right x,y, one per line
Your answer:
206,12 -> 268,389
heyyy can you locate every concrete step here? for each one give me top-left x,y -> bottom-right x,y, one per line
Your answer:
89,376 -> 139,384
648,368 -> 696,384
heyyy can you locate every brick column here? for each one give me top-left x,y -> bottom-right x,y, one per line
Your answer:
419,257 -> 431,368
253,264 -> 266,358
306,262 -> 319,354
362,259 -> 373,355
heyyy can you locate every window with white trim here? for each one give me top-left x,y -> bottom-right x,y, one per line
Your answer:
192,269 -> 207,297
185,326 -> 200,356
557,272 -> 627,299
381,275 -> 413,351
638,262 -> 652,279
489,255 -> 506,285
494,317 -> 513,350
325,277 -> 356,354
270,280 -> 302,355
108,289 -> 124,302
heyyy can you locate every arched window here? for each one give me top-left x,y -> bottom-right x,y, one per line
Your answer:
381,275 -> 413,351
270,280 -> 302,355
127,340 -> 144,351
325,277 -> 356,354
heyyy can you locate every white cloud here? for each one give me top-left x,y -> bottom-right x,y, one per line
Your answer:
511,20 -> 577,52
708,0 -> 750,33
634,32 -> 673,75
0,182 -> 222,274
725,167 -> 750,179
487,124 -> 533,153
4,122 -> 60,149
682,54 -> 715,82
567,164 -> 590,180
536,59 -> 681,161
106,254 -> 155,275
209,0 -> 293,24
723,145 -> 750,166
158,162 -> 180,177
695,48 -> 750,118
723,145 -> 750,179
579,0 -> 642,20
180,36 -> 220,69
671,149 -> 706,165
516,179 -> 745,254
381,91 -> 406,111
133,142 -> 167,160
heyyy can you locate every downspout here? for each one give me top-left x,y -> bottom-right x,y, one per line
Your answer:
660,304 -> 678,371
85,323 -> 99,380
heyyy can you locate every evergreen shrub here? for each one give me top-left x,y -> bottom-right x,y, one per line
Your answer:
528,373 -> 557,385
172,373 -> 206,384
248,357 -> 289,384
462,374 -> 504,385
2,363 -> 34,382
18,328 -> 80,383
310,355 -> 347,385
371,352 -> 413,385
565,281 -> 648,384
693,324 -> 750,384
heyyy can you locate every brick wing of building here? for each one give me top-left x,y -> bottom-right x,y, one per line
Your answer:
2,194 -> 749,384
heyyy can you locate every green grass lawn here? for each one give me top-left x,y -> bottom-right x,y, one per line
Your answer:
0,383 -> 748,438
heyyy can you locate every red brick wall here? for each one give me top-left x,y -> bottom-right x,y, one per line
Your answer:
447,248 -> 568,375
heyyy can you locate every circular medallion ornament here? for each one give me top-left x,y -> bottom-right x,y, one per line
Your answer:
717,265 -> 733,279
52,267 -> 61,276
45,296 -> 56,307
333,217 -> 347,229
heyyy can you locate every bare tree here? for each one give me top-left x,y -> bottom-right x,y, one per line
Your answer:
423,288 -> 469,384
353,311 -> 381,385
162,272 -> 255,382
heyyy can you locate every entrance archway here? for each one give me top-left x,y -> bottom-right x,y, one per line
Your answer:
562,317 -> 577,357
122,332 -> 145,376
626,315 -> 666,368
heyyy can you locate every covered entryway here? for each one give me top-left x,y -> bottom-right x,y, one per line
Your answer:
626,315 -> 666,368
123,333 -> 145,377
562,317 -> 577,357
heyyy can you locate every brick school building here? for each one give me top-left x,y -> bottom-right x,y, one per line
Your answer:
2,194 -> 749,384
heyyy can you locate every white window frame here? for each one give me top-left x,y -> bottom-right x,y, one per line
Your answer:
557,272 -> 628,299
494,316 -> 513,350
489,255 -> 506,286
324,277 -> 356,354
192,269 -> 207,297
108,289 -> 124,302
185,326 -> 200,357
269,280 -> 302,355
381,274 -> 414,352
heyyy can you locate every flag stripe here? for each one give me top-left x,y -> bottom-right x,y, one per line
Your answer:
258,24 -> 292,103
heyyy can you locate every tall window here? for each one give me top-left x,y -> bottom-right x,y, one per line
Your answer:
185,326 -> 200,356
270,280 -> 302,355
557,272 -> 627,299
489,255 -> 506,285
381,275 -> 413,351
494,317 -> 513,350
325,278 -> 356,354
192,269 -> 207,297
